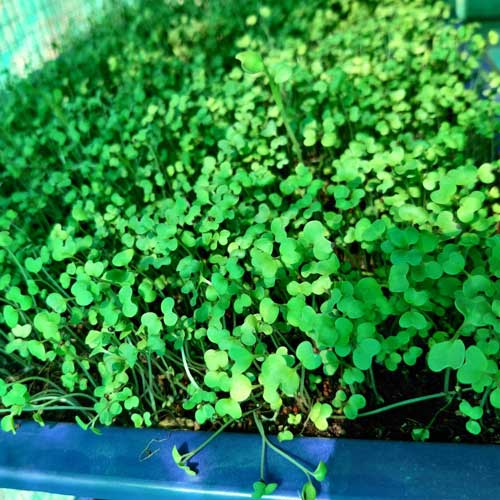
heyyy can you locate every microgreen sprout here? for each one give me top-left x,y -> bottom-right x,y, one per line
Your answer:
236,50 -> 304,163
253,414 -> 327,500
0,0 -> 499,497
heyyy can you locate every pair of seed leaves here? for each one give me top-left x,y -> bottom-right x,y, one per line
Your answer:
171,446 -> 197,476
7,309 -> 62,362
235,51 -> 293,84
251,220 -> 332,280
297,337 -> 380,372
0,382 -> 29,432
1,382 -> 29,409
205,350 -> 252,397
205,350 -> 299,412
310,395 -> 366,430
173,450 -> 326,497
205,339 -> 372,420
299,462 -> 329,500
459,400 -> 484,435
428,340 -> 500,403
252,481 -> 278,499
260,352 -> 300,409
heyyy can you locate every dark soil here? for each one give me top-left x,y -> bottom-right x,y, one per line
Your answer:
9,356 -> 500,444
225,359 -> 500,445
336,365 -> 500,444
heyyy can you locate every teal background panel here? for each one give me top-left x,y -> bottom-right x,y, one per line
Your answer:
0,0 -> 105,78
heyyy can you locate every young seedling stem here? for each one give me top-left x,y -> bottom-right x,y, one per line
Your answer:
347,388 -> 475,419
263,67 -> 304,163
253,413 -> 315,479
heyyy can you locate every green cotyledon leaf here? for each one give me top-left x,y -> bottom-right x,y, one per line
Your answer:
428,340 -> 465,372
236,51 -> 265,74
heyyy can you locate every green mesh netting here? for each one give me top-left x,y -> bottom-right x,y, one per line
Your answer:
0,0 -> 105,79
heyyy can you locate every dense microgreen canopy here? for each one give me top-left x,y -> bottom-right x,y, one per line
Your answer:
1,0 -> 500,497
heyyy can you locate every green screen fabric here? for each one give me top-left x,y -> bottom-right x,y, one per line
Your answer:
0,0 -> 104,78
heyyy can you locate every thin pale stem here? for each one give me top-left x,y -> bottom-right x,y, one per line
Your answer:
369,366 -> 384,403
253,413 -> 313,479
480,387 -> 491,409
333,388 -> 475,420
265,69 -> 303,163
426,395 -> 455,431
444,368 -> 451,395
146,353 -> 158,414
260,428 -> 266,481
180,341 -> 201,390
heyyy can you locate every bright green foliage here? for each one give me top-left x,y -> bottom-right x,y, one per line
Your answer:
297,341 -> 322,370
288,413 -> 302,425
312,461 -> 327,481
277,429 -> 294,442
236,51 -> 265,74
411,428 -> 430,442
1,415 -> 16,433
172,446 -> 197,476
0,3 -> 498,493
301,482 -> 317,500
428,340 -> 465,372
353,338 -> 381,370
229,373 -> 253,402
344,395 -> 367,420
457,346 -> 495,390
459,400 -> 484,435
259,353 -> 299,409
309,402 -> 332,431
259,297 -> 279,324
252,481 -> 278,499
490,388 -> 500,409
215,398 -> 242,419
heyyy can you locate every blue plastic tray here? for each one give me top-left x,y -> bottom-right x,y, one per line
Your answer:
0,422 -> 499,499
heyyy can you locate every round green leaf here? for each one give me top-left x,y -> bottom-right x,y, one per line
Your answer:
25,257 -> 42,273
215,398 -> 242,419
353,338 -> 381,370
457,346 -> 488,385
296,341 -> 322,370
344,394 -> 366,419
465,420 -> 481,435
46,292 -> 67,313
34,311 -> 61,341
427,340 -> 465,372
204,349 -> 229,371
3,305 -> 18,328
236,51 -> 264,74
27,340 -> 46,361
112,249 -> 134,267
259,297 -> 279,324
1,415 -> 15,433
229,374 -> 252,402
161,297 -> 178,326
12,324 -> 32,338
490,388 -> 500,409
309,402 -> 332,431
442,252 -> 465,275
399,310 -> 428,330
272,62 -> 293,84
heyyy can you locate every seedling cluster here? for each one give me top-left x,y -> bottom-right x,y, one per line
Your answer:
0,0 -> 499,498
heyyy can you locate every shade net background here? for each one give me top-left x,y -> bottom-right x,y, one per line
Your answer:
0,0 -> 107,80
